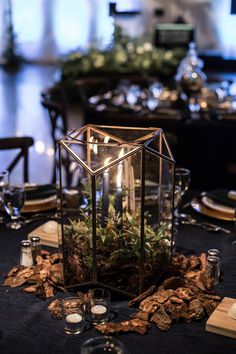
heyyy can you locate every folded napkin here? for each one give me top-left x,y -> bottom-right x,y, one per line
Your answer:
206,189 -> 236,208
25,184 -> 56,201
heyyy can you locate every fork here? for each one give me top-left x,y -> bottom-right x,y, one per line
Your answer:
181,220 -> 222,232
22,212 -> 58,225
180,215 -> 231,234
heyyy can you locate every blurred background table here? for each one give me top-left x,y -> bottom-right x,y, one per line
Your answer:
85,107 -> 236,190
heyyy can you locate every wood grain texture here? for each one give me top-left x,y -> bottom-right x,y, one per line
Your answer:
28,222 -> 61,248
206,297 -> 236,339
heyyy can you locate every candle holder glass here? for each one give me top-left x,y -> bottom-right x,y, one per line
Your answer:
62,297 -> 85,334
89,288 -> 111,324
58,125 -> 175,296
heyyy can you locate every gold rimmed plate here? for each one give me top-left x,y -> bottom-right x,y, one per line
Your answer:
23,184 -> 57,213
191,197 -> 234,221
201,196 -> 235,214
22,198 -> 57,213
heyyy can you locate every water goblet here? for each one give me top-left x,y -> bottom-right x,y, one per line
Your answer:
3,183 -> 25,229
160,185 -> 181,244
0,170 -> 9,212
175,167 -> 191,198
175,168 -> 191,222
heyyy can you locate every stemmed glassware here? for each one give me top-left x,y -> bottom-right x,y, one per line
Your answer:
175,167 -> 191,197
0,170 -> 9,213
3,182 -> 25,229
161,184 -> 182,244
175,167 -> 191,219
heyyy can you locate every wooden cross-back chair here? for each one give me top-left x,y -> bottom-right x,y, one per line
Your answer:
0,137 -> 34,183
41,86 -> 70,184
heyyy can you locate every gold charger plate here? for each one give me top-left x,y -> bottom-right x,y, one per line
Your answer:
191,197 -> 234,221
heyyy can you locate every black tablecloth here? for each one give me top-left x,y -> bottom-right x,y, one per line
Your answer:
1,204 -> 236,354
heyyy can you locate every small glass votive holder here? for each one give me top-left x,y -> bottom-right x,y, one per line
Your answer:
80,336 -> 125,354
62,297 -> 85,334
89,288 -> 111,325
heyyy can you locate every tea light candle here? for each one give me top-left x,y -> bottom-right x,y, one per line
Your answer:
91,304 -> 107,315
91,304 -> 107,322
66,313 -> 83,323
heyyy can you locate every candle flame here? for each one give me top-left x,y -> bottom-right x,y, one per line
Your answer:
104,157 -> 112,166
116,148 -> 124,188
93,139 -> 98,155
104,136 -> 110,144
117,167 -> 122,188
118,148 -> 124,159
89,136 -> 94,151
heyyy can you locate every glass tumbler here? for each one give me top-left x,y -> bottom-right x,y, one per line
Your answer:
62,297 -> 85,334
89,288 -> 111,325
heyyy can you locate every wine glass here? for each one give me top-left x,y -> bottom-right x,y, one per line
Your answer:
175,167 -> 191,220
3,182 -> 25,229
0,170 -> 9,203
175,168 -> 191,197
161,184 -> 181,244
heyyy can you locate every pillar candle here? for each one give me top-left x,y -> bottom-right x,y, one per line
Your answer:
115,153 -> 123,219
101,157 -> 111,227
102,169 -> 109,226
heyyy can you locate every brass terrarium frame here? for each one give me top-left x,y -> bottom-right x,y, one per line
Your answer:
58,125 -> 175,296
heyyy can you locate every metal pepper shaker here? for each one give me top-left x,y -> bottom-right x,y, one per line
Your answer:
207,249 -> 220,279
30,236 -> 41,264
206,255 -> 220,286
20,240 -> 33,267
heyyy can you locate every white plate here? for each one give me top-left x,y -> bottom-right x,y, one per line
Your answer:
202,196 -> 235,215
24,194 -> 57,206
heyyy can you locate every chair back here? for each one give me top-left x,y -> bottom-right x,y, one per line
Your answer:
0,137 -> 34,182
41,98 -> 68,150
41,87 -> 70,184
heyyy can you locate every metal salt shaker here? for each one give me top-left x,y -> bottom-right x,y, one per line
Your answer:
20,240 -> 33,267
206,255 -> 220,286
207,248 -> 220,279
30,236 -> 41,264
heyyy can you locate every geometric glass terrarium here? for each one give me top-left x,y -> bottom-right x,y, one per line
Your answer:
58,124 -> 175,296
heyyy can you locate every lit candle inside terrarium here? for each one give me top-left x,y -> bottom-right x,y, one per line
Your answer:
102,157 -> 111,227
115,148 -> 124,219
89,136 -> 98,155
93,139 -> 98,155
89,136 -> 94,150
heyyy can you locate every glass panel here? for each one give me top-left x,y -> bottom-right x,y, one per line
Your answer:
59,126 -> 174,294
146,130 -> 174,161
143,151 -> 173,290
96,151 -> 142,295
60,147 -> 94,287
